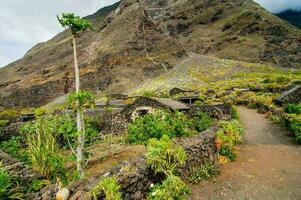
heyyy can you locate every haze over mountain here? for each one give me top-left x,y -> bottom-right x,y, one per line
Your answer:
276,9 -> 301,29
0,0 -> 300,108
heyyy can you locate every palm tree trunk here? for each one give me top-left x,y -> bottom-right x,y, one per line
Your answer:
73,35 -> 84,178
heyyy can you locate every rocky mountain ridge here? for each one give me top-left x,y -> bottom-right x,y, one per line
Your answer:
0,0 -> 301,107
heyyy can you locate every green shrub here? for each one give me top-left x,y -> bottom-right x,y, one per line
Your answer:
0,162 -> 24,199
146,135 -> 187,175
284,104 -> 301,114
193,111 -> 213,132
188,163 -> 220,184
269,114 -> 283,124
0,109 -> 20,121
147,174 -> 190,200
34,107 -> 53,117
0,137 -> 29,163
285,114 -> 301,143
0,119 -> 9,127
91,176 -> 122,200
128,111 -> 192,144
29,179 -> 51,192
230,107 -> 239,120
143,90 -> 157,97
216,120 -> 244,161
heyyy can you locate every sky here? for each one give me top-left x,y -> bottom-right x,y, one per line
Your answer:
0,0 -> 301,68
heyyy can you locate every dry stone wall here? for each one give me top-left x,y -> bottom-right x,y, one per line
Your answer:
31,127 -> 218,200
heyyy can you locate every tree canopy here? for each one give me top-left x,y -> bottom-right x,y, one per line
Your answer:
57,13 -> 91,34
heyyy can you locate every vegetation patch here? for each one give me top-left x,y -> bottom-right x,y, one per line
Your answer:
188,163 -> 220,184
146,135 -> 190,200
91,176 -> 122,200
128,111 -> 196,145
216,120 -> 244,163
0,162 -> 24,199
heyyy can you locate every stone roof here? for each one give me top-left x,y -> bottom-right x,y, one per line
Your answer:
151,97 -> 189,110
274,85 -> 301,105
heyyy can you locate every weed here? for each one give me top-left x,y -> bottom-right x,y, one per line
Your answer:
91,176 -> 122,200
188,163 -> 220,184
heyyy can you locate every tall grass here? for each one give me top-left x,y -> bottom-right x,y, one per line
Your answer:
22,116 -> 66,182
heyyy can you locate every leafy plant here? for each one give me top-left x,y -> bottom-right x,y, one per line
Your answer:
284,114 -> 301,142
91,176 -> 122,200
128,111 -> 192,144
188,163 -> 220,184
230,106 -> 239,120
216,120 -> 244,161
147,174 -> 190,200
29,179 -> 51,192
0,137 -> 29,163
0,119 -> 9,127
284,103 -> 301,114
143,90 -> 157,97
146,135 -> 187,175
193,111 -> 213,132
0,109 -> 20,122
0,162 -> 24,200
67,91 -> 95,112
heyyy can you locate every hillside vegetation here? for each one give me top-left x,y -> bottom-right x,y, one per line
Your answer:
0,0 -> 301,107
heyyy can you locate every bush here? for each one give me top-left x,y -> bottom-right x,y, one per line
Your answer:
286,115 -> 301,143
146,135 -> 187,175
34,107 -> 53,117
147,174 -> 190,200
230,107 -> 239,120
0,109 -> 20,122
91,176 -> 122,200
188,163 -> 220,184
0,137 -> 29,163
146,136 -> 189,200
216,120 -> 244,162
193,111 -> 213,132
0,119 -> 9,127
128,111 -> 192,144
284,104 -> 301,115
0,162 -> 24,199
143,90 -> 157,97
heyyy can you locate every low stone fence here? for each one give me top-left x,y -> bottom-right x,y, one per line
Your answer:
0,121 -> 23,141
31,126 -> 218,200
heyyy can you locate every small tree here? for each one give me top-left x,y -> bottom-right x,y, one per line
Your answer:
57,13 -> 92,178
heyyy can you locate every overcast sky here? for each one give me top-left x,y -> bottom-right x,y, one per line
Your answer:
0,0 -> 300,68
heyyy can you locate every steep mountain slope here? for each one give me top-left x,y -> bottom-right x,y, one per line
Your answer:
0,0 -> 301,107
276,10 -> 301,29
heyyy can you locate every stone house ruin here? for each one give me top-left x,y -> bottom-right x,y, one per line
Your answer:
274,85 -> 301,105
102,97 -> 189,135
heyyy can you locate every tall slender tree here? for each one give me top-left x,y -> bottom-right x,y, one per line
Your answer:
57,13 -> 91,178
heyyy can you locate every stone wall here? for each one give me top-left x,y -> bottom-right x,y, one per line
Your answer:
0,121 -> 22,141
31,127 -> 218,200
0,150 -> 44,188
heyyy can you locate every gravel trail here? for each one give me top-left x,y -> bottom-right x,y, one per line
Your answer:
188,107 -> 301,200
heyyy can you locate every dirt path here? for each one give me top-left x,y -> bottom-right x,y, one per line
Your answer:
188,107 -> 301,200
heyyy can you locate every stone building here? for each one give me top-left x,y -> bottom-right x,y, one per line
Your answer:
101,97 -> 189,135
274,85 -> 301,105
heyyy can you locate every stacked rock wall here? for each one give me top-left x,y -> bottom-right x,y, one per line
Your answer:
32,127 -> 218,200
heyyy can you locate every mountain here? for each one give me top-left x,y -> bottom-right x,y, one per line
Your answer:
276,9 -> 301,29
0,0 -> 301,108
